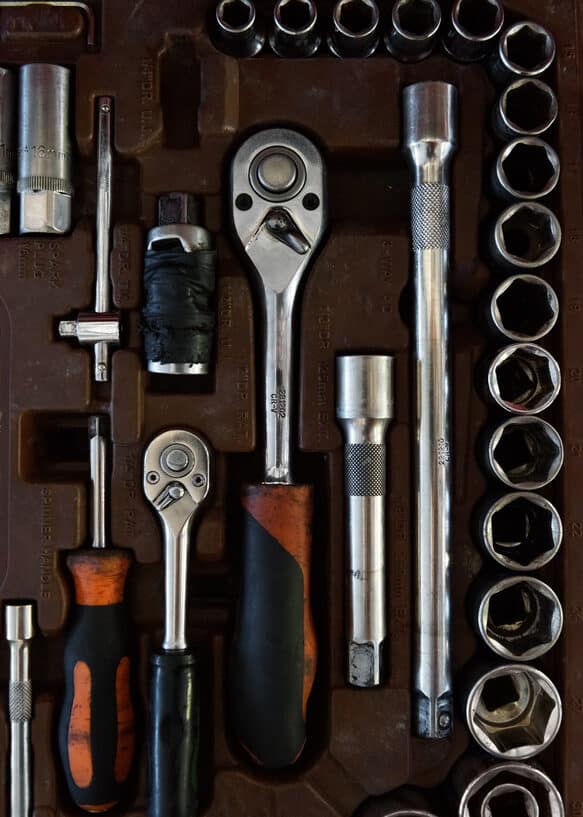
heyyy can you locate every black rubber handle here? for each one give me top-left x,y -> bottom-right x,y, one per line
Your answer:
149,649 -> 198,817
58,549 -> 134,813
229,483 -> 316,769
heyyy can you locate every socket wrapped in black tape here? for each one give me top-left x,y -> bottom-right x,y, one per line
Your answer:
142,248 -> 216,375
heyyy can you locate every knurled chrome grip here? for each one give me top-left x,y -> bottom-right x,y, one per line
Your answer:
9,680 -> 32,722
344,443 -> 386,496
411,183 -> 450,250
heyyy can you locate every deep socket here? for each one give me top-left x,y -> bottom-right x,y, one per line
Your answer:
464,663 -> 562,760
443,0 -> 504,62
485,342 -> 561,415
492,137 -> 560,201
491,22 -> 556,85
270,0 -> 321,56
477,491 -> 563,571
0,67 -> 15,234
18,64 -> 73,234
493,78 -> 558,139
403,80 -> 457,740
473,574 -> 563,661
488,274 -> 559,342
384,0 -> 441,62
328,0 -> 380,57
484,416 -> 564,489
213,0 -> 265,56
453,755 -> 565,817
336,354 -> 394,688
491,202 -> 561,270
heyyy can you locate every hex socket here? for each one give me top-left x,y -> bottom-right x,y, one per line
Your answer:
270,0 -> 321,56
484,416 -> 564,490
477,491 -> 563,571
490,22 -> 556,85
464,663 -> 562,759
488,274 -> 559,342
18,64 -> 73,234
453,755 -> 565,817
493,78 -> 558,139
491,202 -> 561,270
359,787 -> 437,817
484,343 -> 561,415
384,0 -> 441,62
328,0 -> 380,58
492,137 -> 560,201
213,0 -> 265,56
473,574 -> 563,660
442,0 -> 504,62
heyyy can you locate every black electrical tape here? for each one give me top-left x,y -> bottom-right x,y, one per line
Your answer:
143,249 -> 216,370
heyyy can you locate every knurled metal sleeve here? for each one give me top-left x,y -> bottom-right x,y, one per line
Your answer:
344,443 -> 386,496
411,183 -> 449,250
17,175 -> 73,194
9,680 -> 32,722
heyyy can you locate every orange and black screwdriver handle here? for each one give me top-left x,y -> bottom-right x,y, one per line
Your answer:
229,482 -> 317,768
58,416 -> 135,813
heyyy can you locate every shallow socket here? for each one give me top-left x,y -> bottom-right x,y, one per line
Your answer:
489,274 -> 559,342
492,22 -> 556,84
492,202 -> 561,270
485,416 -> 564,490
465,664 -> 562,759
493,137 -> 560,201
384,0 -> 441,62
494,78 -> 559,139
443,0 -> 504,62
485,343 -> 561,414
478,491 -> 563,571
475,574 -> 563,660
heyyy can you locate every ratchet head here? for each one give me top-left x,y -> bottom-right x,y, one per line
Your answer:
231,128 -> 327,297
143,429 -> 211,537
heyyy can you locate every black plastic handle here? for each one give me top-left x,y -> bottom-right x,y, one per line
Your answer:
58,549 -> 134,813
229,483 -> 316,769
149,649 -> 198,817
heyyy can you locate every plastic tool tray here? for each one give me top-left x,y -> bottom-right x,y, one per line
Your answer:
0,0 -> 580,815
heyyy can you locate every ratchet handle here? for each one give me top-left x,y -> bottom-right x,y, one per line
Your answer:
149,650 -> 198,817
230,482 -> 316,768
59,549 -> 134,813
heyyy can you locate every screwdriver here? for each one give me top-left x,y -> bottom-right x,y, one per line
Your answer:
58,416 -> 135,812
229,129 -> 327,768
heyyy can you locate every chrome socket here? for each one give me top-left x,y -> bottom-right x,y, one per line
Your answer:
18,64 -> 73,234
493,78 -> 558,139
213,0 -> 265,56
491,202 -> 561,271
491,22 -> 556,85
0,67 -> 15,235
485,343 -> 561,415
492,138 -> 560,201
465,663 -> 562,760
453,755 -> 565,817
488,274 -> 559,343
270,0 -> 321,56
384,0 -> 441,62
443,0 -> 504,62
484,416 -> 564,490
477,491 -> 563,571
473,574 -> 563,661
328,0 -> 380,58
361,788 -> 437,817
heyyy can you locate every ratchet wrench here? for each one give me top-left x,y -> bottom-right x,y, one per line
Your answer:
143,430 -> 211,817
229,128 -> 327,768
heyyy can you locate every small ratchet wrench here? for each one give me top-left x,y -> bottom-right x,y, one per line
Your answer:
143,430 -> 211,817
229,128 -> 327,768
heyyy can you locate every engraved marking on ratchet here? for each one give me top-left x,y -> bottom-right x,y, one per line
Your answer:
436,437 -> 450,466
411,183 -> 449,249
270,386 -> 287,418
